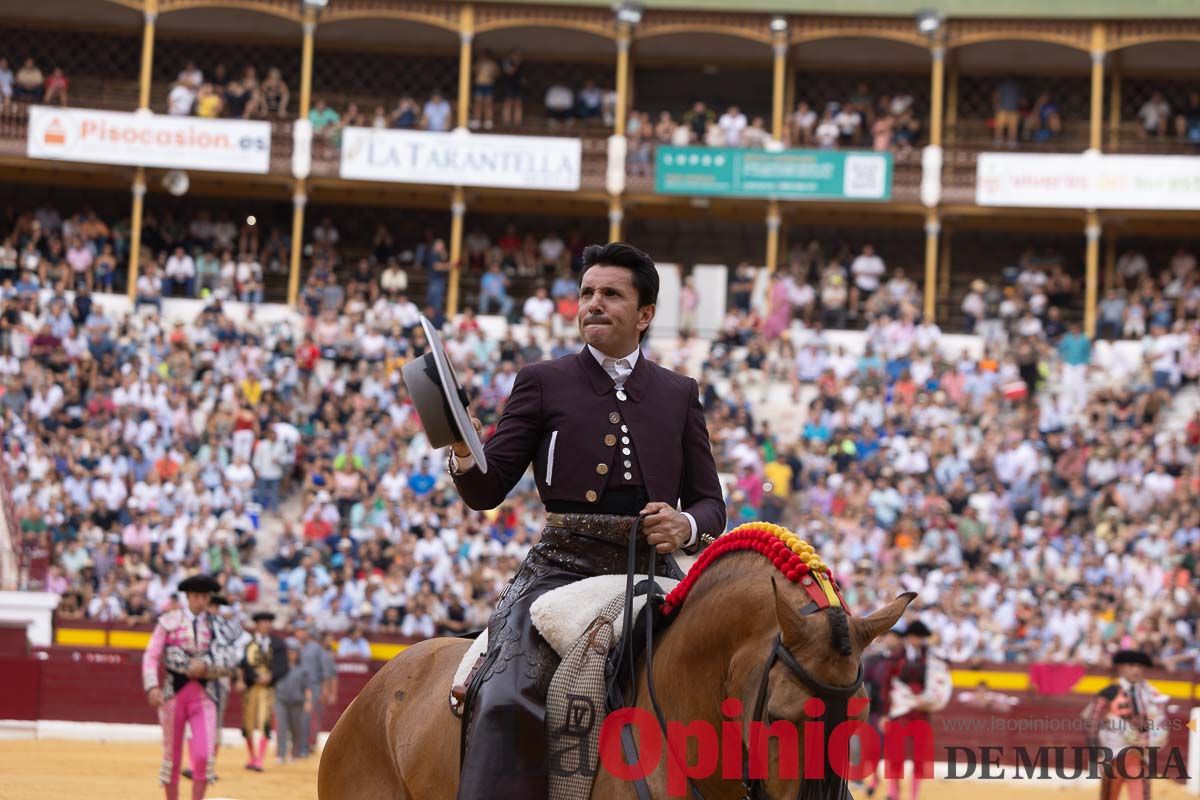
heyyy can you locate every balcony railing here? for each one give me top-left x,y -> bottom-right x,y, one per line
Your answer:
2,97 -> 1194,208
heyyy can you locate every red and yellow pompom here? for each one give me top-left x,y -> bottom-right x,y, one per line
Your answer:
661,522 -> 847,615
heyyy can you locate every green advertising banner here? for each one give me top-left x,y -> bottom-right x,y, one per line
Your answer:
655,146 -> 893,201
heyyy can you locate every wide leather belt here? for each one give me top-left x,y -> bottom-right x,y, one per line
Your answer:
544,512 -> 641,546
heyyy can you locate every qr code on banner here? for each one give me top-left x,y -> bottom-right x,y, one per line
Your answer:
843,154 -> 887,198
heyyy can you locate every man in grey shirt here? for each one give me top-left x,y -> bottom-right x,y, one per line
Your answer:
293,622 -> 337,757
274,638 -> 313,763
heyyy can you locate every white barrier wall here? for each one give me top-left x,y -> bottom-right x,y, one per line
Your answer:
691,264 -> 728,339
85,292 -> 303,328
788,322 -> 985,360
650,262 -> 682,340
0,591 -> 59,646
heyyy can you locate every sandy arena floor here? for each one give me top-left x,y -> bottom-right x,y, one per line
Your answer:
0,739 -> 1195,799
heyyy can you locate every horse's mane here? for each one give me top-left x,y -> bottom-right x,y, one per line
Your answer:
826,606 -> 853,656
662,522 -> 849,617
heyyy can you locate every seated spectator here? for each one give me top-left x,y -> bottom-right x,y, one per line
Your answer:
522,286 -> 554,333
575,80 -> 603,121
703,120 -> 723,147
223,78 -> 252,118
422,90 -> 452,132
835,102 -> 863,146
337,624 -> 372,659
390,96 -> 420,129
478,261 -> 513,318
167,79 -> 196,116
1138,91 -> 1170,138
309,97 -> 340,144
1174,91 -> 1200,143
42,67 -> 68,107
135,264 -> 163,310
0,58 -> 12,109
872,113 -> 895,151
195,83 -> 223,118
258,67 -> 290,119
195,248 -> 220,296
544,83 -> 574,124
893,110 -> 921,150
64,236 -> 93,292
380,258 -> 408,296
718,105 -> 748,147
464,227 -> 490,271
13,58 -> 44,103
236,252 -> 264,303
177,60 -> 203,90
850,243 -> 885,316
683,101 -> 714,144
1027,92 -> 1062,141
814,110 -> 839,148
744,117 -> 770,148
165,245 -> 195,297
538,231 -> 565,274
789,101 -> 816,146
654,110 -> 676,143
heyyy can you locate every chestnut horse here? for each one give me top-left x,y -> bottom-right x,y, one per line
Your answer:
319,540 -> 915,800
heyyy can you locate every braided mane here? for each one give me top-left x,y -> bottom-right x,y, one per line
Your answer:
661,522 -> 849,616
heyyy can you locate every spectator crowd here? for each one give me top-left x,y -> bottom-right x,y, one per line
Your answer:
3,198 -> 1200,675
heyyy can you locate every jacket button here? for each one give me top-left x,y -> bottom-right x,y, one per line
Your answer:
586,490 -> 598,502
596,463 -> 609,475
609,412 -> 620,424
616,390 -> 627,401
604,434 -> 617,446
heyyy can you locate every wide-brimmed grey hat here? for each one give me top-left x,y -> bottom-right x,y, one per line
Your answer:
401,316 -> 487,472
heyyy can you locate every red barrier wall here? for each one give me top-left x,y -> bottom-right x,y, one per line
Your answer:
3,643 -> 1194,779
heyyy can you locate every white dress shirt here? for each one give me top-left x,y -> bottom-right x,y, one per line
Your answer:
453,345 -> 697,549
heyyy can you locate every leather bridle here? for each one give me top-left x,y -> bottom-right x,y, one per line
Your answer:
614,521 -> 865,800
741,603 -> 864,800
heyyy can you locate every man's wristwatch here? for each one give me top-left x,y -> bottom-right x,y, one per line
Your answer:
683,532 -> 717,556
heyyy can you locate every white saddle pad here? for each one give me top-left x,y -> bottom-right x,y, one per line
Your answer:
450,570 -> 686,692
531,574 -> 680,657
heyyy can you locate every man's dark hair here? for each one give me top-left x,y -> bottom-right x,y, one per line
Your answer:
580,242 -> 659,308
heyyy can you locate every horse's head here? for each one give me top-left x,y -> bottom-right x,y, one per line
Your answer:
660,524 -> 918,797
726,578 -> 916,798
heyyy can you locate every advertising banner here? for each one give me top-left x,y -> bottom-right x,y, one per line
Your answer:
655,146 -> 892,201
976,152 -> 1200,210
26,106 -> 271,173
340,128 -> 581,191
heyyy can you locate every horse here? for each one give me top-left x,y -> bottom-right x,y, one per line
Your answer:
319,524 -> 916,799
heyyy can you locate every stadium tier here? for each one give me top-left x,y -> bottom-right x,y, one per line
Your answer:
1,0 -> 1200,797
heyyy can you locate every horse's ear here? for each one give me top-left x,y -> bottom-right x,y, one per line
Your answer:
771,576 -> 812,646
850,592 -> 917,652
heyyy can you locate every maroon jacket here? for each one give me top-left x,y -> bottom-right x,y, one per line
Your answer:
452,349 -> 726,547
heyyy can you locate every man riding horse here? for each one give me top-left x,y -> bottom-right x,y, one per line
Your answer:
446,242 -> 725,800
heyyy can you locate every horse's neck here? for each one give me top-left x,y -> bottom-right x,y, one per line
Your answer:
632,559 -> 777,797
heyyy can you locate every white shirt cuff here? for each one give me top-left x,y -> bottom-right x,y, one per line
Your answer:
682,511 -> 697,549
449,452 -> 475,474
